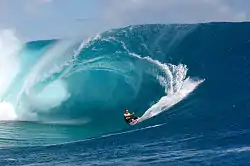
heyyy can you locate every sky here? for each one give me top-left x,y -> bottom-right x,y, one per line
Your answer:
0,0 -> 250,41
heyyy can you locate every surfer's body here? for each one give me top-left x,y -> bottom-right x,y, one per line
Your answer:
124,109 -> 139,124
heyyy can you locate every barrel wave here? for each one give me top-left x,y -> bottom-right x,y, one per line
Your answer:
0,24 -> 203,138
1,22 -> 250,146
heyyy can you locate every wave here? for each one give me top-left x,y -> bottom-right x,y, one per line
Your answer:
0,24 -> 205,139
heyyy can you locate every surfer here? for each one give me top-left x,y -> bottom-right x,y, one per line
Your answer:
124,109 -> 138,124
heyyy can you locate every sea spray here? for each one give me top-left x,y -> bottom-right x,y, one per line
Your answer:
0,29 -> 23,120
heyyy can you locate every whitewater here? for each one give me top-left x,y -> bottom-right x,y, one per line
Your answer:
0,30 -> 21,121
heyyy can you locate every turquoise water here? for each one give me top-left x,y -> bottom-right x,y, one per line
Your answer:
1,22 -> 250,165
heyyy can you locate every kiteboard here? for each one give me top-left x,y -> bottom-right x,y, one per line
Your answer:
129,117 -> 140,125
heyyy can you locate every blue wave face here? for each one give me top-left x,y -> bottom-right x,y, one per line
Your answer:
2,22 -> 250,144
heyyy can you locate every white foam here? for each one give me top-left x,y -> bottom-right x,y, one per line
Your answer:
0,29 -> 22,121
0,102 -> 17,120
0,29 -> 22,98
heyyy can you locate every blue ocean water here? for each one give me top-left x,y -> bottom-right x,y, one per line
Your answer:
0,22 -> 250,165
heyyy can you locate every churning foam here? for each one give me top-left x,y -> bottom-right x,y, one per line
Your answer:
0,29 -> 22,97
0,102 -> 17,120
0,29 -> 22,121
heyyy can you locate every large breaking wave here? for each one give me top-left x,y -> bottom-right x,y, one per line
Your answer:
0,24 -> 204,136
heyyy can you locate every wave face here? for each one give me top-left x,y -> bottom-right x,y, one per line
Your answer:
1,22 -> 250,143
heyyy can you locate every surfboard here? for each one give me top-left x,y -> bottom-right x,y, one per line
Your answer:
129,117 -> 140,125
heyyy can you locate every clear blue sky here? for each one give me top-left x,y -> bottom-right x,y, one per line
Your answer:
0,0 -> 249,41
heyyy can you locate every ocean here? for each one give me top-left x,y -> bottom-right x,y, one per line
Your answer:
0,22 -> 250,165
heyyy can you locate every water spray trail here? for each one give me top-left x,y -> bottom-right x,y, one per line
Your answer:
138,78 -> 204,122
